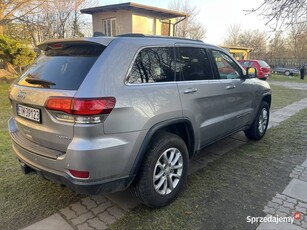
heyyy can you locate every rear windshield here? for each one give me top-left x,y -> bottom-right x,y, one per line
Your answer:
239,61 -> 252,67
17,43 -> 105,90
259,61 -> 269,67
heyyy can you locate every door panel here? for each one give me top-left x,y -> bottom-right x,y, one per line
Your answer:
176,46 -> 228,149
177,80 -> 229,148
222,79 -> 254,132
210,49 -> 254,133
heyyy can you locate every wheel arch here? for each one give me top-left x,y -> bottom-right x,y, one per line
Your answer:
129,118 -> 195,178
262,93 -> 272,108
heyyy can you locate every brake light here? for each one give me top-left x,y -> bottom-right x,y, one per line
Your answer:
73,98 -> 115,115
48,43 -> 64,50
45,97 -> 116,124
261,67 -> 269,71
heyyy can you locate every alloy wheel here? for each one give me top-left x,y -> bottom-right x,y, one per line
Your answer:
153,147 -> 183,195
258,108 -> 268,134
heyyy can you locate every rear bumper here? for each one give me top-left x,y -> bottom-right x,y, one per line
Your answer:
258,73 -> 270,79
8,117 -> 145,194
18,157 -> 133,195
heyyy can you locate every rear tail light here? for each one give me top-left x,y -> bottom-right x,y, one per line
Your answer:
261,67 -> 269,71
45,97 -> 116,124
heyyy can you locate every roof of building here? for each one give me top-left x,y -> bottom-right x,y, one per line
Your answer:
220,45 -> 253,52
80,2 -> 188,18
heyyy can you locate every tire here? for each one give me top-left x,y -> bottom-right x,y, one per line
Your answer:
285,70 -> 290,76
131,132 -> 189,208
244,101 -> 270,140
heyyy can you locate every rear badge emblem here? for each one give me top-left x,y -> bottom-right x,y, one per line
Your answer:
57,135 -> 72,141
17,90 -> 27,100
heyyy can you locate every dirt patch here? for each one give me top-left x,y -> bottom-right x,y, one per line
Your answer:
0,69 -> 12,78
0,69 -> 17,83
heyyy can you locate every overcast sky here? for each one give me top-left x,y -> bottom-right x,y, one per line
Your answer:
98,0 -> 269,45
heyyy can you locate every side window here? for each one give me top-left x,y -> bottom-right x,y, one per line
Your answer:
127,47 -> 175,84
211,50 -> 242,79
178,47 -> 214,81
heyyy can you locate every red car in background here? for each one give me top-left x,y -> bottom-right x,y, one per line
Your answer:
238,60 -> 271,80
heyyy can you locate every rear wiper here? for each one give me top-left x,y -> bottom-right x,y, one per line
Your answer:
25,78 -> 56,86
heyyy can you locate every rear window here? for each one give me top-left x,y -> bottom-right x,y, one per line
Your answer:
240,61 -> 253,67
17,43 -> 105,90
259,61 -> 269,67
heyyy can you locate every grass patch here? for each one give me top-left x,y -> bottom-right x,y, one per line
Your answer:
0,84 -> 12,130
269,73 -> 305,83
270,84 -> 307,111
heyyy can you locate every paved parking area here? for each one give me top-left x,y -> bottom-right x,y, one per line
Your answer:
257,161 -> 307,230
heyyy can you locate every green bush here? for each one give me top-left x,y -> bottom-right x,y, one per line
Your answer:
0,35 -> 36,73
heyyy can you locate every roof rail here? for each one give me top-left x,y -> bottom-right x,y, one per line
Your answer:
116,33 -> 145,37
116,33 -> 203,43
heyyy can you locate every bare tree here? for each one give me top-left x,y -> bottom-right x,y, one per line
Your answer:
222,26 -> 268,59
0,0 -> 45,35
223,24 -> 241,46
5,0 -> 97,46
239,30 -> 267,59
168,0 -> 206,40
268,31 -> 287,59
248,0 -> 307,31
287,23 -> 307,60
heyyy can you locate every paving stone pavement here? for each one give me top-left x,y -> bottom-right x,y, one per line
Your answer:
22,96 -> 307,230
257,164 -> 307,229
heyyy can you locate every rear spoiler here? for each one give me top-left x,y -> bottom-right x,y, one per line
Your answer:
37,37 -> 114,51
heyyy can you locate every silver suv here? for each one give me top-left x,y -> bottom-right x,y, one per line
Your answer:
8,36 -> 271,208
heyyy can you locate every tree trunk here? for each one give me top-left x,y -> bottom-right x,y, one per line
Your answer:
4,61 -> 18,74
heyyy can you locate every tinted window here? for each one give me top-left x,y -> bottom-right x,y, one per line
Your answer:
127,47 -> 175,84
18,43 -> 104,90
211,50 -> 242,79
178,47 -> 213,81
240,61 -> 253,67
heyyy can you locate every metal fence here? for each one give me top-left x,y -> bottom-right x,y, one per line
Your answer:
268,58 -> 304,68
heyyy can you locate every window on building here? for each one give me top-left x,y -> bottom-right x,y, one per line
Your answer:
102,18 -> 116,36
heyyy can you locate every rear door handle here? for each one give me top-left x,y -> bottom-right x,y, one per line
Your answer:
184,88 -> 198,94
226,84 -> 236,89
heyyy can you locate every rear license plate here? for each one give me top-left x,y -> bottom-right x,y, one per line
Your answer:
17,104 -> 41,123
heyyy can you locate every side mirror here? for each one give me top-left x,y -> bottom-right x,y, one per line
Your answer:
246,67 -> 257,78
